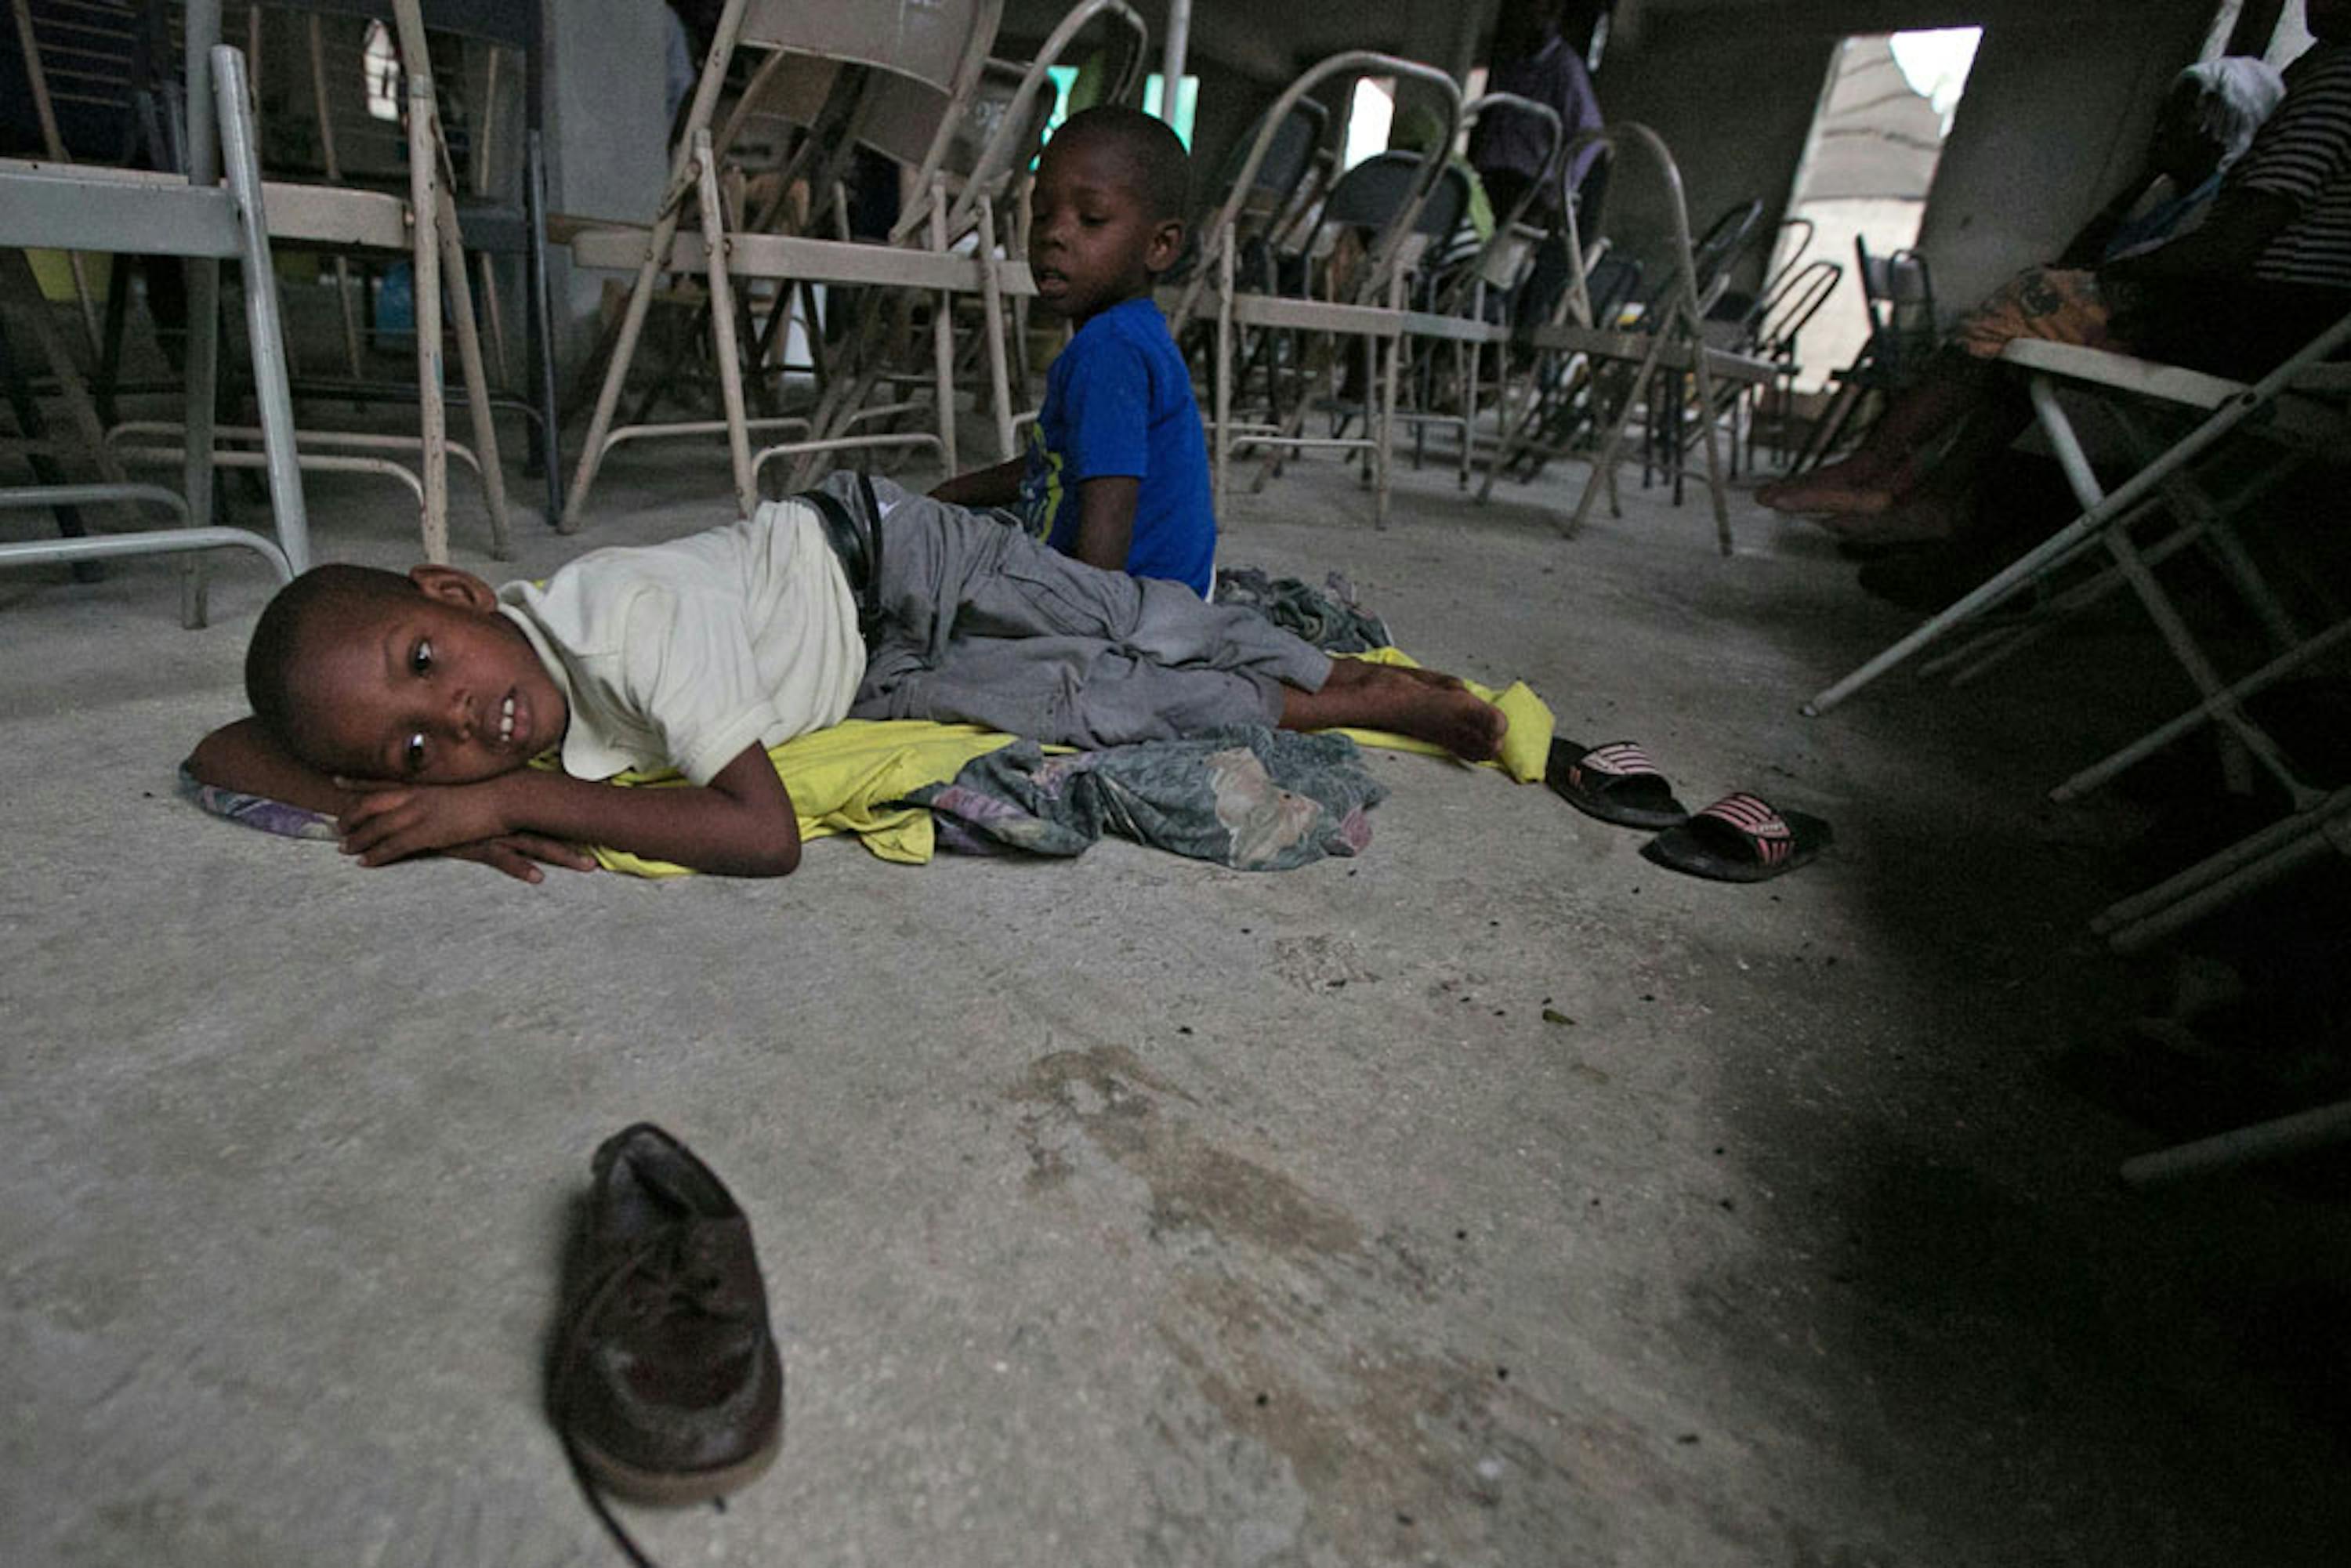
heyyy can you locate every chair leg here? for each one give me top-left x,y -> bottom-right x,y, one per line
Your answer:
435,189 -> 513,556
525,129 -> 563,521
976,194 -> 1016,465
694,129 -> 756,518
2100,788 -> 2351,953
2122,1096 -> 2351,1187
214,42 -> 310,578
926,177 -> 958,476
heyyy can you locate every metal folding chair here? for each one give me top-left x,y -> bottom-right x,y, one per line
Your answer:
1167,50 -> 1462,531
1395,91 -> 1562,491
67,1 -> 517,563
1486,125 -> 1778,552
1,31 -> 306,618
1801,311 -> 2351,947
559,0 -> 1009,528
1788,236 -> 1936,476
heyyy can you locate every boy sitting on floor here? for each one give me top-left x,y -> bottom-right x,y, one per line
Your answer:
929,105 -> 1215,596
183,476 -> 1505,882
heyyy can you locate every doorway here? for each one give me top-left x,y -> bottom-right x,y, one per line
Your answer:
1773,27 -> 1983,390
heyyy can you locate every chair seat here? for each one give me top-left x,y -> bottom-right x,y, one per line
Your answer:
2003,336 -> 2349,449
2000,338 -> 2244,410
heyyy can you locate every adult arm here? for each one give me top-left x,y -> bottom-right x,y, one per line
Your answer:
337,741 -> 801,878
1067,475 -> 1139,575
929,457 -> 1026,508
2099,187 -> 2298,282
185,717 -> 600,884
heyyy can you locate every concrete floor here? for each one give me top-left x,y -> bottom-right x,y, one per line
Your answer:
6,436 -> 2349,1567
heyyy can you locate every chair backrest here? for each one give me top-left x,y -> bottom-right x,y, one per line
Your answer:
2,0 -> 143,161
929,0 -> 1150,239
1174,50 -> 1459,322
1208,96 -> 1328,212
1687,198 -> 1765,299
741,0 -> 994,101
1324,151 -> 1459,236
1585,251 -> 1643,327
179,3 -> 536,199
1855,235 -> 1936,363
1462,91 -> 1561,230
1756,256 -> 1841,355
710,0 -> 1003,241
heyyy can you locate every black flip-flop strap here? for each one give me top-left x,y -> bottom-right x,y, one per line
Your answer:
1690,795 -> 1795,866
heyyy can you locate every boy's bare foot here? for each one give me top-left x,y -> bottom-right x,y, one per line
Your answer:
1411,684 -> 1509,761
1283,664 -> 1506,762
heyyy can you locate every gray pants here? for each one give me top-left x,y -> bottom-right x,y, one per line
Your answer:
825,476 -> 1331,748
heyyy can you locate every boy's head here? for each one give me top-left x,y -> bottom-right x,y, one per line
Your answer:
246,563 -> 568,784
1028,105 -> 1189,322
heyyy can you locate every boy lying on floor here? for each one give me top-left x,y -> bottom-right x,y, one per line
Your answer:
183,477 -> 1506,881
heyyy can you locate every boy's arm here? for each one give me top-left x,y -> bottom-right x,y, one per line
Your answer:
338,741 -> 802,878
1067,476 -> 1139,575
929,457 -> 1026,509
185,717 -> 599,884
187,715 -> 354,815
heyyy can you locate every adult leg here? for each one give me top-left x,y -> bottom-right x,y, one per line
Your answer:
1760,267 -> 2113,516
1756,349 -> 1994,514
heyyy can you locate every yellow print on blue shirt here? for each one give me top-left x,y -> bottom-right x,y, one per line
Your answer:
1020,424 -> 1063,542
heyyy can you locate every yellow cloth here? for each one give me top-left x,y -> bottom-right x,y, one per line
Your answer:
543,719 -> 1016,878
1329,649 -> 1555,784
566,648 -> 1556,877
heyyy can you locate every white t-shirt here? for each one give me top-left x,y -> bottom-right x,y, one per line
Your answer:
497,500 -> 865,785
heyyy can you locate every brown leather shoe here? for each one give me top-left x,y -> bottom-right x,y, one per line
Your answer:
554,1124 -> 784,1510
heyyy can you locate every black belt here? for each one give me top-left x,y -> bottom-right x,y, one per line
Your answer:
801,472 -> 886,647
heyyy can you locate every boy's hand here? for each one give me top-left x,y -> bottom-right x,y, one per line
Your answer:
444,832 -> 601,884
335,776 -> 519,867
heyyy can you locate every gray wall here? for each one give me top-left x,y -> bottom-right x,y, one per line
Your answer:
541,0 -> 676,374
1916,2 -> 2217,314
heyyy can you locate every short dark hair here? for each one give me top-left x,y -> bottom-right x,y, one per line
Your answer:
1050,104 -> 1190,223
245,563 -> 420,754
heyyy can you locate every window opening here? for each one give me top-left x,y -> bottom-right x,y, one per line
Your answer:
363,19 -> 400,123
1143,72 -> 1198,146
1342,76 -> 1396,171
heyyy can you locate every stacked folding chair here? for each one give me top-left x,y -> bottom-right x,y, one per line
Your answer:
226,0 -> 563,523
1722,222 -> 1842,470
1786,235 -> 1937,477
1393,90 -> 1563,492
2,14 -> 306,620
49,0 -> 521,563
1166,50 -> 1463,531
1482,124 -> 1779,553
560,0 -> 1149,526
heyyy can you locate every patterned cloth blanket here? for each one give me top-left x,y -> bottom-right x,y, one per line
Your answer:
1211,567 -> 1392,653
912,727 -> 1382,869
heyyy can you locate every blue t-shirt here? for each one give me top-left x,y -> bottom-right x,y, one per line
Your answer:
1020,296 -> 1215,596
